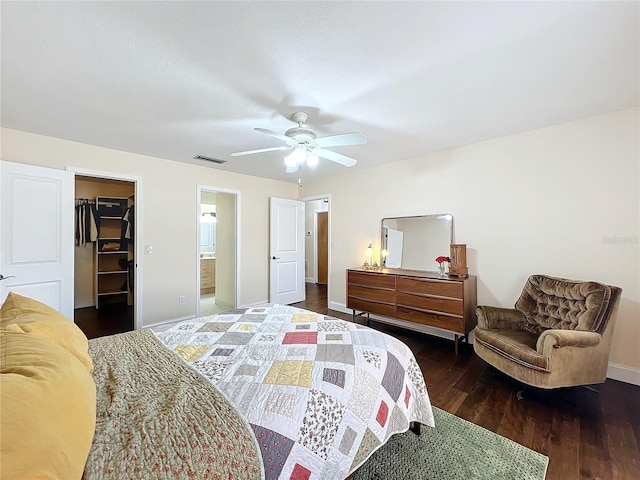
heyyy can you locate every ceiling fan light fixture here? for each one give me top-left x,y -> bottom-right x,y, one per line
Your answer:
306,152 -> 319,168
284,152 -> 298,168
285,144 -> 307,167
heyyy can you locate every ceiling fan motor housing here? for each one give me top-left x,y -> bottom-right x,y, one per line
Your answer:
291,111 -> 309,124
285,127 -> 316,144
285,112 -> 316,146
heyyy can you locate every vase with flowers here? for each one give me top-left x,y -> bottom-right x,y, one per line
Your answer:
435,256 -> 450,277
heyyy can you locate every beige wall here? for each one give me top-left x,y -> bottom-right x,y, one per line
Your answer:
1,128 -> 297,325
214,192 -> 235,310
201,191 -> 217,204
301,108 -> 640,372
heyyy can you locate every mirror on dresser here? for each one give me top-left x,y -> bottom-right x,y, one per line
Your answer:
381,214 -> 454,271
347,213 -> 476,354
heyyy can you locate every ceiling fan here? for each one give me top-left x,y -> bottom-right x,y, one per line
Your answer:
230,111 -> 367,173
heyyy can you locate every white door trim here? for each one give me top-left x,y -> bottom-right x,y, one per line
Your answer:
66,166 -> 143,330
301,194 -> 331,307
313,210 -> 319,284
196,185 -> 241,315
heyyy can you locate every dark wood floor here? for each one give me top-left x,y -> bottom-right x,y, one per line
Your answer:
294,283 -> 640,480
75,283 -> 639,478
75,303 -> 134,339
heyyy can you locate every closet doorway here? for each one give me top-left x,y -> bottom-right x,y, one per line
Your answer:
73,173 -> 139,338
197,186 -> 240,316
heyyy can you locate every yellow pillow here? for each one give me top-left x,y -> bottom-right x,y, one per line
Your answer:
0,328 -> 97,480
0,292 -> 93,373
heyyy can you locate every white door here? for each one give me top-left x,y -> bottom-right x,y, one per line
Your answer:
0,161 -> 74,318
269,197 -> 305,304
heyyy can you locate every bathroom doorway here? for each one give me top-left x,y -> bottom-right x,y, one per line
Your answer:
197,186 -> 240,316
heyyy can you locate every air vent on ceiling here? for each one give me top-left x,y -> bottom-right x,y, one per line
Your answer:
194,155 -> 226,164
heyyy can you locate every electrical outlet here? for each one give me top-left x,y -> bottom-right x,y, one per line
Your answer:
144,244 -> 153,255
178,296 -> 186,306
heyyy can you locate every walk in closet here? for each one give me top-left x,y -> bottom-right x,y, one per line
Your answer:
74,176 -> 135,338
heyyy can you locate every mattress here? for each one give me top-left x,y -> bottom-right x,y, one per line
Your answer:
153,304 -> 435,480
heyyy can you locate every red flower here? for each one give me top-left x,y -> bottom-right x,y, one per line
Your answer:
435,256 -> 450,264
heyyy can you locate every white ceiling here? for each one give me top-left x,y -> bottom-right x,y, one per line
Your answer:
1,1 -> 638,184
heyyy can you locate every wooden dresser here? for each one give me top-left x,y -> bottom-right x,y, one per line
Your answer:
346,268 -> 477,354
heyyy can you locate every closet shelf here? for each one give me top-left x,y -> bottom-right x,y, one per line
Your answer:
95,195 -> 133,310
97,290 -> 128,296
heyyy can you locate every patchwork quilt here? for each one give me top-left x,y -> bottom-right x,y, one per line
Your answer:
153,305 -> 435,480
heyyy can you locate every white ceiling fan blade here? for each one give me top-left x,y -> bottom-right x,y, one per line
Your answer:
254,128 -> 295,144
230,145 -> 291,157
315,132 -> 367,148
315,148 -> 358,167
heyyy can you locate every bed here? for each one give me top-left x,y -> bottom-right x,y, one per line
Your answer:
1,294 -> 435,480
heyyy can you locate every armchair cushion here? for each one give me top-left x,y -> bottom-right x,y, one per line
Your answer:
515,274 -> 611,335
474,328 -> 547,371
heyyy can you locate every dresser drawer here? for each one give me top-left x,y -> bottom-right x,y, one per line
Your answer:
396,306 -> 465,334
397,277 -> 462,298
348,271 -> 396,289
201,270 -> 212,281
201,274 -> 212,289
347,296 -> 396,318
346,268 -> 476,353
396,291 -> 463,316
348,284 -> 395,303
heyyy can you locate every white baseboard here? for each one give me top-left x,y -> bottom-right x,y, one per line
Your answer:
215,299 -> 234,311
239,300 -> 270,309
328,301 -> 349,314
607,363 -> 640,386
305,277 -> 314,283
143,315 -> 195,329
74,301 -> 94,309
331,301 -> 639,387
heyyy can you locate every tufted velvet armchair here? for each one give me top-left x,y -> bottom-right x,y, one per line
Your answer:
473,274 -> 621,389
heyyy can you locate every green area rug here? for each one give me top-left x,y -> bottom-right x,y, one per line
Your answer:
353,407 -> 548,480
